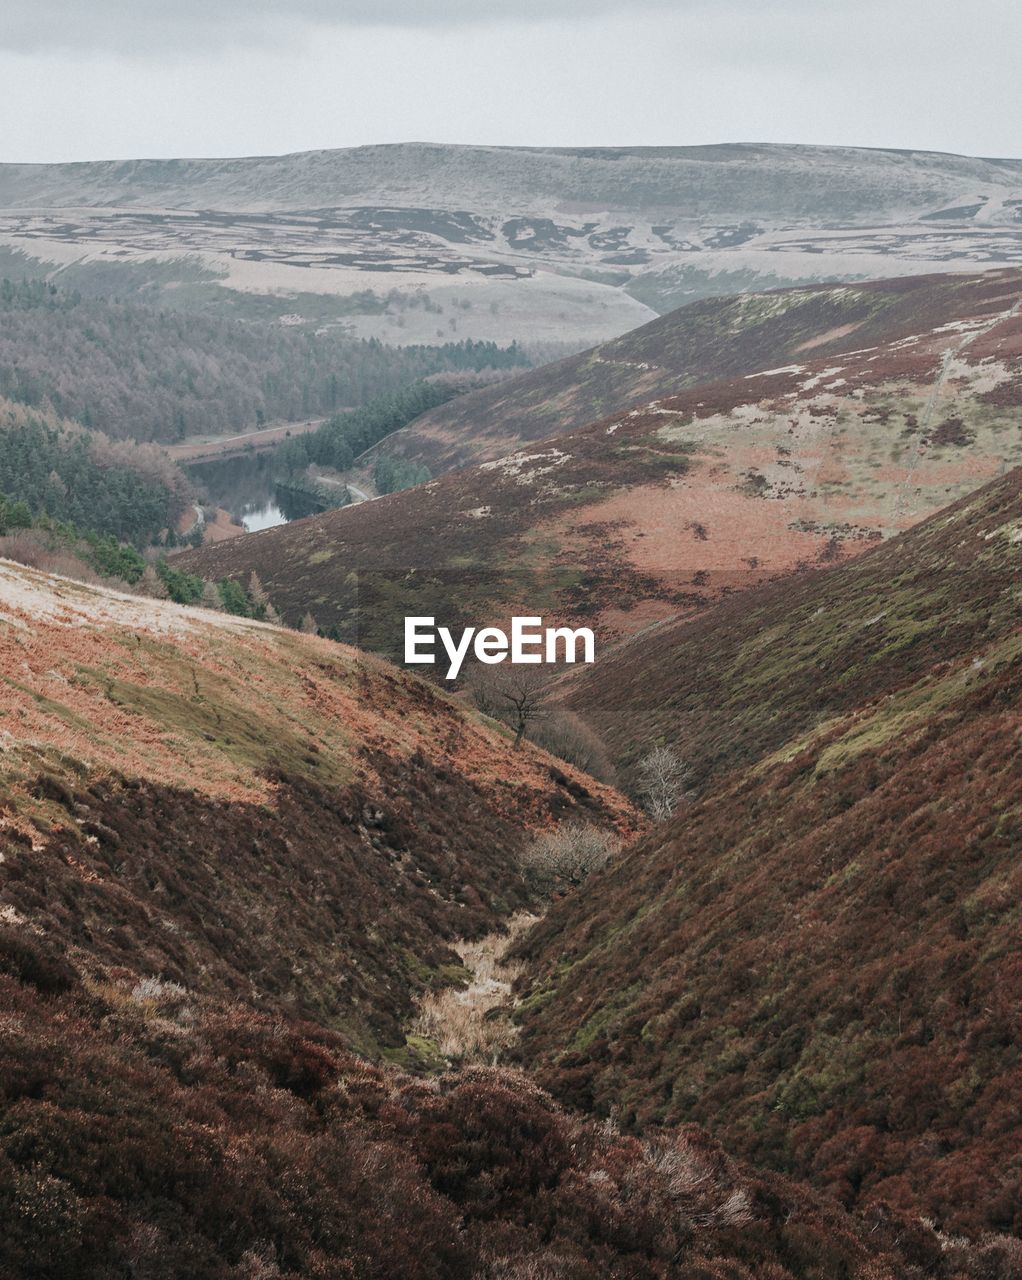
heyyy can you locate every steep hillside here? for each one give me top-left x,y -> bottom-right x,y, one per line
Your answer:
5,981 -> 995,1280
369,268 -> 1022,473
179,269 -> 1022,657
1,560 -> 996,1278
513,467 -> 1022,1236
3,143 -> 1022,347
0,561 -> 634,1057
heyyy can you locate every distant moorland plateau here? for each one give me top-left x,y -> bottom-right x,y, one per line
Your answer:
2,142 -> 1022,349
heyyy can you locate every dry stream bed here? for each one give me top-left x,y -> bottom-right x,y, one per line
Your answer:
409,912 -> 539,1066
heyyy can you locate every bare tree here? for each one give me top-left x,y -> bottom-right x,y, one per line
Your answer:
519,822 -> 621,892
467,665 -> 549,750
247,571 -> 281,623
200,580 -> 223,611
637,746 -> 688,822
247,572 -> 269,609
299,611 -> 319,635
139,564 -> 168,600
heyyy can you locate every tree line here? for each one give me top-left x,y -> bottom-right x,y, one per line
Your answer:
0,497 -> 273,623
0,400 -> 190,545
0,276 -> 528,444
272,377 -> 464,489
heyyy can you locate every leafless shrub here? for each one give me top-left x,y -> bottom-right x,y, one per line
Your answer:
639,1133 -> 754,1230
637,745 -> 688,821
526,708 -> 616,783
519,823 -> 621,893
642,1136 -> 714,1201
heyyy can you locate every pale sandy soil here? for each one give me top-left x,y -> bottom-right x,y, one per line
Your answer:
202,508 -> 247,542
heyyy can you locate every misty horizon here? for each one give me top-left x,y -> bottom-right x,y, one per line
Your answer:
0,0 -> 1018,164
6,138 -> 1022,167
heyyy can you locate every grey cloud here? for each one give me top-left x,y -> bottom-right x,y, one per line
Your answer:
2,0 -> 709,55
0,0 -> 1016,165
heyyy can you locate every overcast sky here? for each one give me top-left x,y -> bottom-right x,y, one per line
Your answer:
0,0 -> 1018,163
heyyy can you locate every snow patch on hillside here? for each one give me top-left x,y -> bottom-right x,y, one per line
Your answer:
745,365 -> 805,380
480,447 -> 571,486
945,356 -> 1015,394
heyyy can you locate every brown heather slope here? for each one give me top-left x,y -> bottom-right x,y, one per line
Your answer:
0,560 -> 636,1058
6,980 -> 1006,1280
1,573 -> 1018,1277
513,467 -> 1022,1237
2,569 -> 1002,1279
180,268 -> 1022,657
368,268 -> 1022,475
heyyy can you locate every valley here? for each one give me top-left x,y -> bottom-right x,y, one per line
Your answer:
3,523 -> 1021,1275
2,135 -> 1022,1279
515,468 -> 1022,1235
177,267 -> 1022,657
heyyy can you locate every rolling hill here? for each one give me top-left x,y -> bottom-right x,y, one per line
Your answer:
178,268 -> 1022,658
366,265 -> 1022,474
6,142 -> 1022,216
512,465 -> 1022,1237
2,142 -> 1022,348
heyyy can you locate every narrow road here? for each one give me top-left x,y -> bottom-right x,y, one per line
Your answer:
304,474 -> 374,503
165,416 -> 330,463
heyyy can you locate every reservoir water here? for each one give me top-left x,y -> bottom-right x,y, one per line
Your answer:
186,454 -> 326,532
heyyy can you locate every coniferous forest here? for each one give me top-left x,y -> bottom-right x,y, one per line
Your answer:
0,398 -> 190,543
0,277 -> 528,444
273,378 -> 464,479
